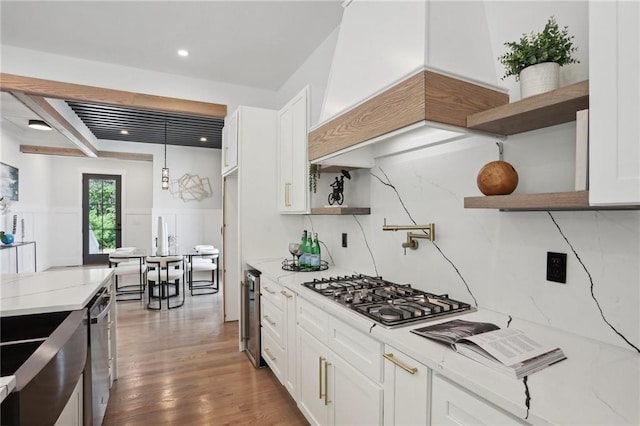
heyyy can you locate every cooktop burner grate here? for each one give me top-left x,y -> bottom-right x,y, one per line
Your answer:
302,274 -> 475,328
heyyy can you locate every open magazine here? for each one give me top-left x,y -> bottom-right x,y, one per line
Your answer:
411,319 -> 566,379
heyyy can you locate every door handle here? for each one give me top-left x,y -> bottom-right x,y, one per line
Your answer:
263,315 -> 276,326
324,361 -> 331,405
319,356 -> 325,399
263,286 -> 276,295
383,353 -> 418,375
280,290 -> 293,298
285,183 -> 291,207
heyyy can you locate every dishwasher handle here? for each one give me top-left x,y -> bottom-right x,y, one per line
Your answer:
90,289 -> 113,324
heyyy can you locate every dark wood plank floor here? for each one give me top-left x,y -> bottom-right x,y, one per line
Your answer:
103,291 -> 308,425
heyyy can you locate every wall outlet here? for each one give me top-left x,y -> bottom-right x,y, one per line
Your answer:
342,233 -> 347,248
546,252 -> 567,283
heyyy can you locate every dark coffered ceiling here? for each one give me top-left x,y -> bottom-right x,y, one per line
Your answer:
66,101 -> 224,149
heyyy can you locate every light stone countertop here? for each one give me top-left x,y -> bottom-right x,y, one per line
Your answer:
0,268 -> 114,317
248,258 -> 640,426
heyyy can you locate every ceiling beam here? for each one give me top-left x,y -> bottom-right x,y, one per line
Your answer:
1,73 -> 227,118
20,145 -> 154,161
12,93 -> 99,157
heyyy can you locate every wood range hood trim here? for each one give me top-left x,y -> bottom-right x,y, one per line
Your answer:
308,68 -> 509,162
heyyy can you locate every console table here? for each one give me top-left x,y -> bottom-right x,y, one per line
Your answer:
0,241 -> 37,273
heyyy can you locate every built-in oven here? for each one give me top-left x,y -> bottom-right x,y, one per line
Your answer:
85,287 -> 112,426
242,269 -> 265,368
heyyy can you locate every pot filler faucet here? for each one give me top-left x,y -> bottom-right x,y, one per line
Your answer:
382,219 -> 435,255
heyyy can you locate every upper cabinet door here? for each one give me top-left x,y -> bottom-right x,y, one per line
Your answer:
589,1 -> 640,205
222,108 -> 239,176
278,87 -> 309,213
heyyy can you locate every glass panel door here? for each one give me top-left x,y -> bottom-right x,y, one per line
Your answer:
83,174 -> 122,264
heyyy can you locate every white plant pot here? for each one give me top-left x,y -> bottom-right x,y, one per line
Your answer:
519,62 -> 560,99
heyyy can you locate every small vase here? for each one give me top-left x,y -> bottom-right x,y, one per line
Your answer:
519,62 -> 559,99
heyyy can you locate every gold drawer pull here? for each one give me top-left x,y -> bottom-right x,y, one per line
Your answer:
324,361 -> 331,405
263,286 -> 276,295
383,353 -> 418,375
280,290 -> 293,298
319,356 -> 325,399
263,315 -> 276,326
264,348 -> 276,361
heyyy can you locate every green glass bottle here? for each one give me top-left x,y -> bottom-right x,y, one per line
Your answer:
299,230 -> 308,269
311,232 -> 321,270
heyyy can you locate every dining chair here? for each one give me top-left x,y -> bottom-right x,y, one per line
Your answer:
145,255 -> 185,310
186,246 -> 219,296
108,247 -> 146,301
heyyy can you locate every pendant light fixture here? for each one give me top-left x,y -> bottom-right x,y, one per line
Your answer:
162,120 -> 170,190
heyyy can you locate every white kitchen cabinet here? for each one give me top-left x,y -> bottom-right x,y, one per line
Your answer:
221,108 -> 239,176
589,0 -> 640,205
222,106 -> 281,324
282,286 -> 298,399
383,346 -> 430,426
260,276 -> 298,400
431,374 -> 526,425
297,326 -> 383,426
278,86 -> 309,213
54,374 -> 83,426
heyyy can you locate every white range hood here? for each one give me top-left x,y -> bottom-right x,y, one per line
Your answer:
320,0 -> 500,125
311,0 -> 506,165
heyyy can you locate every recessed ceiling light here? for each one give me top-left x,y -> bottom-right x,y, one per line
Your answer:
120,130 -> 129,135
28,119 -> 52,131
200,137 -> 207,142
177,49 -> 189,57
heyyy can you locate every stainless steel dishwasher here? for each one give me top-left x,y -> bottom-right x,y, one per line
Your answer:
88,287 -> 112,426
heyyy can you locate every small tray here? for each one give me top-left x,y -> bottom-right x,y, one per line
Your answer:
282,259 -> 328,272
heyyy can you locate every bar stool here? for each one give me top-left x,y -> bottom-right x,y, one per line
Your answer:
186,247 -> 219,296
146,255 -> 185,310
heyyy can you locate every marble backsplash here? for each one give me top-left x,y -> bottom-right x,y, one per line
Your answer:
305,128 -> 639,353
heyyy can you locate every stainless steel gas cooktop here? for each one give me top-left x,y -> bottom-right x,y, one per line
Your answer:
302,274 -> 475,328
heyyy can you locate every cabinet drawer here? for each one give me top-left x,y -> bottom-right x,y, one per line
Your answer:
261,276 -> 284,310
297,297 -> 329,345
329,316 -> 382,383
262,329 -> 285,384
431,374 -> 526,425
261,298 -> 284,346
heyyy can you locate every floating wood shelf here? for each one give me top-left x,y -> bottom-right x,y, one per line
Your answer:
310,207 -> 371,215
466,80 -> 589,135
464,191 -> 640,211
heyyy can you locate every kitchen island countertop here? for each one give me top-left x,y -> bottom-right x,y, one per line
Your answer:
248,258 -> 640,426
0,268 -> 114,317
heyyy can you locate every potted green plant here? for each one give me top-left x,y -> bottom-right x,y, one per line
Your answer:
498,16 -> 579,98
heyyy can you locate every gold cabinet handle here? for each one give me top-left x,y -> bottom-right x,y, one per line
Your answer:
264,348 -> 276,361
319,356 -> 325,399
383,353 -> 418,375
263,286 -> 276,295
280,290 -> 293,298
263,314 -> 276,326
324,361 -> 331,406
285,182 -> 291,207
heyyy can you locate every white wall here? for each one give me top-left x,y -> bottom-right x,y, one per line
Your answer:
276,27 -> 340,127
1,124 -> 53,272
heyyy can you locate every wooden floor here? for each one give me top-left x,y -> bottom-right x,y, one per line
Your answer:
103,291 -> 308,425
